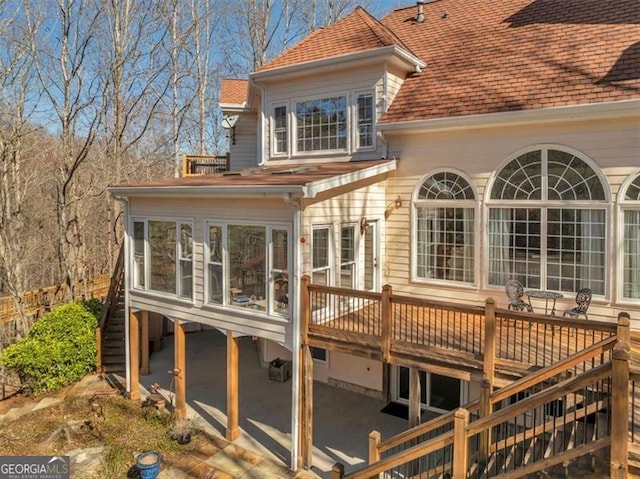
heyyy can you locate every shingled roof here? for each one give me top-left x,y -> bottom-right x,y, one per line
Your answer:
220,78 -> 249,106
379,0 -> 640,122
258,7 -> 417,72
254,0 -> 640,122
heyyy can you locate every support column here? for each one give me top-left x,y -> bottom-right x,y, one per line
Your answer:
226,331 -> 239,441
408,368 -> 421,428
128,308 -> 140,400
300,344 -> 314,468
174,319 -> 187,420
140,310 -> 150,375
610,340 -> 630,478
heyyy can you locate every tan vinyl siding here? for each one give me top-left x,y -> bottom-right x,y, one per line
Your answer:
383,115 -> 639,324
228,112 -> 259,170
385,64 -> 405,113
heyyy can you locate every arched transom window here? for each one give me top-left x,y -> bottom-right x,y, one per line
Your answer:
488,148 -> 607,295
414,171 -> 476,284
621,173 -> 640,301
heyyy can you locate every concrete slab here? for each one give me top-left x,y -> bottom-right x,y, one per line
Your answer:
143,328 -> 407,478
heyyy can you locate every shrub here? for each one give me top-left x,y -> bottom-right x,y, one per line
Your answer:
1,301 -> 98,395
81,298 -> 103,321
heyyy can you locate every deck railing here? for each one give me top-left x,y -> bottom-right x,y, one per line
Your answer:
181,153 -> 230,176
96,244 -> 125,371
303,278 -> 619,380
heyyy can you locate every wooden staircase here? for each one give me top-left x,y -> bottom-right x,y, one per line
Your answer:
96,246 -> 125,373
332,335 -> 630,479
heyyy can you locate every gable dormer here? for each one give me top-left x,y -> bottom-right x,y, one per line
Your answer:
250,7 -> 424,164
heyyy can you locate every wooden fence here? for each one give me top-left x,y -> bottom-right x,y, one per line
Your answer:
0,274 -> 111,324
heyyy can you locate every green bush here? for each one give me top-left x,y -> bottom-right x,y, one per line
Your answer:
81,298 -> 103,320
1,301 -> 98,395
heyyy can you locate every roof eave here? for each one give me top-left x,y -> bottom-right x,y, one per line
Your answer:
109,185 -> 307,200
251,45 -> 425,83
379,99 -> 640,134
305,159 -> 397,198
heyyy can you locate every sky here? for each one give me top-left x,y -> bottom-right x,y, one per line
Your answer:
369,0 -> 412,18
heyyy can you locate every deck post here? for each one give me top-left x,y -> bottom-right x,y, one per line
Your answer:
181,153 -> 188,177
478,376 -> 492,465
408,367 -> 421,428
381,284 -> 392,362
301,275 -> 311,345
617,312 -> 630,345
128,308 -> 140,400
368,430 -> 381,465
610,340 -> 630,478
331,463 -> 345,479
226,330 -> 240,440
453,408 -> 470,479
300,344 -> 314,468
140,310 -> 150,375
174,319 -> 187,420
483,298 -> 496,387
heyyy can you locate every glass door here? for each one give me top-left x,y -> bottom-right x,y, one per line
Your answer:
394,366 -> 465,413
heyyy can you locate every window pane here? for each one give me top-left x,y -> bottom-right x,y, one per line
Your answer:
296,96 -> 347,152
356,93 -> 373,149
149,221 -> 176,294
274,105 -> 287,154
209,225 -> 222,263
547,209 -> 605,294
488,208 -> 541,289
623,210 -> 640,299
133,221 -> 145,289
491,150 -> 542,200
341,226 -> 355,263
313,228 -> 329,269
416,207 -> 474,283
547,150 -> 605,201
229,225 -> 265,311
179,224 -> 193,299
310,346 -> 327,362
272,229 -> 289,313
209,264 -> 223,304
273,229 -> 288,270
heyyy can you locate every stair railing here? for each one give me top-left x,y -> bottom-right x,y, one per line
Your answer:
96,244 -> 125,371
332,331 -> 628,479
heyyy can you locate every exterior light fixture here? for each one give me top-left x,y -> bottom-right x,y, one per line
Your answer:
360,217 -> 370,235
395,196 -> 403,208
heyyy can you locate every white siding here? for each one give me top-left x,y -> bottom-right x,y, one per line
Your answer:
383,116 -> 640,325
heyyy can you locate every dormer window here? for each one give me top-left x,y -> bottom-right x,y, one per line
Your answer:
295,96 -> 348,153
273,104 -> 288,155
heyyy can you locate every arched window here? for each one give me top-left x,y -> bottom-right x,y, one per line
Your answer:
414,171 -> 476,284
487,147 -> 608,295
621,173 -> 640,301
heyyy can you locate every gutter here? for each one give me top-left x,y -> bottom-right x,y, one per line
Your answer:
379,99 -> 640,135
109,185 -> 308,199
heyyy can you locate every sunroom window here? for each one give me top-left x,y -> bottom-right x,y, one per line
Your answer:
487,148 -> 607,295
134,219 -> 193,299
295,96 -> 347,152
621,173 -> 640,301
205,222 -> 290,316
414,171 -> 476,284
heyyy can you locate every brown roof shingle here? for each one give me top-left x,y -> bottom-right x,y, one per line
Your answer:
379,0 -> 640,122
220,78 -> 249,105
258,7 -> 417,72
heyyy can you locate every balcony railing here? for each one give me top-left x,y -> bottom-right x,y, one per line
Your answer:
181,153 -> 230,176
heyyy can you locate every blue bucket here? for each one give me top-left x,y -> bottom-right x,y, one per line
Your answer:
136,451 -> 162,479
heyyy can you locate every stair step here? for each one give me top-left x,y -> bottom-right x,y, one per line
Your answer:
102,355 -> 126,364
102,363 -> 125,373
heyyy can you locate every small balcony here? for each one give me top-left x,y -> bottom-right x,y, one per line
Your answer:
181,153 -> 230,176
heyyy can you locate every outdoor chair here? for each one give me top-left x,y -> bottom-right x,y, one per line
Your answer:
563,288 -> 592,320
505,279 -> 533,313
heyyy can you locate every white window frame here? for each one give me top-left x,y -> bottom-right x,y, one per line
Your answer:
340,224 -> 358,289
205,222 -> 226,305
271,102 -> 289,157
411,169 -> 478,287
483,145 -> 610,297
204,220 -> 292,318
292,93 -> 350,156
310,346 -> 329,366
132,220 -> 146,290
130,217 -> 194,302
353,89 -> 375,151
311,225 -> 334,287
618,171 -> 640,305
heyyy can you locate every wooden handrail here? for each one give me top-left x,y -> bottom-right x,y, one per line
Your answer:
98,243 -> 125,331
182,153 -> 230,176
307,283 -> 382,301
378,399 -> 480,454
344,431 -> 455,479
490,335 -> 617,404
466,363 -> 612,436
495,307 -> 617,333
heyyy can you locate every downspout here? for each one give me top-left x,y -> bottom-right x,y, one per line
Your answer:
122,199 -> 131,394
285,193 -> 302,468
253,80 -> 267,166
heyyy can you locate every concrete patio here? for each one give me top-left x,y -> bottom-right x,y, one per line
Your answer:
142,327 -> 408,478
